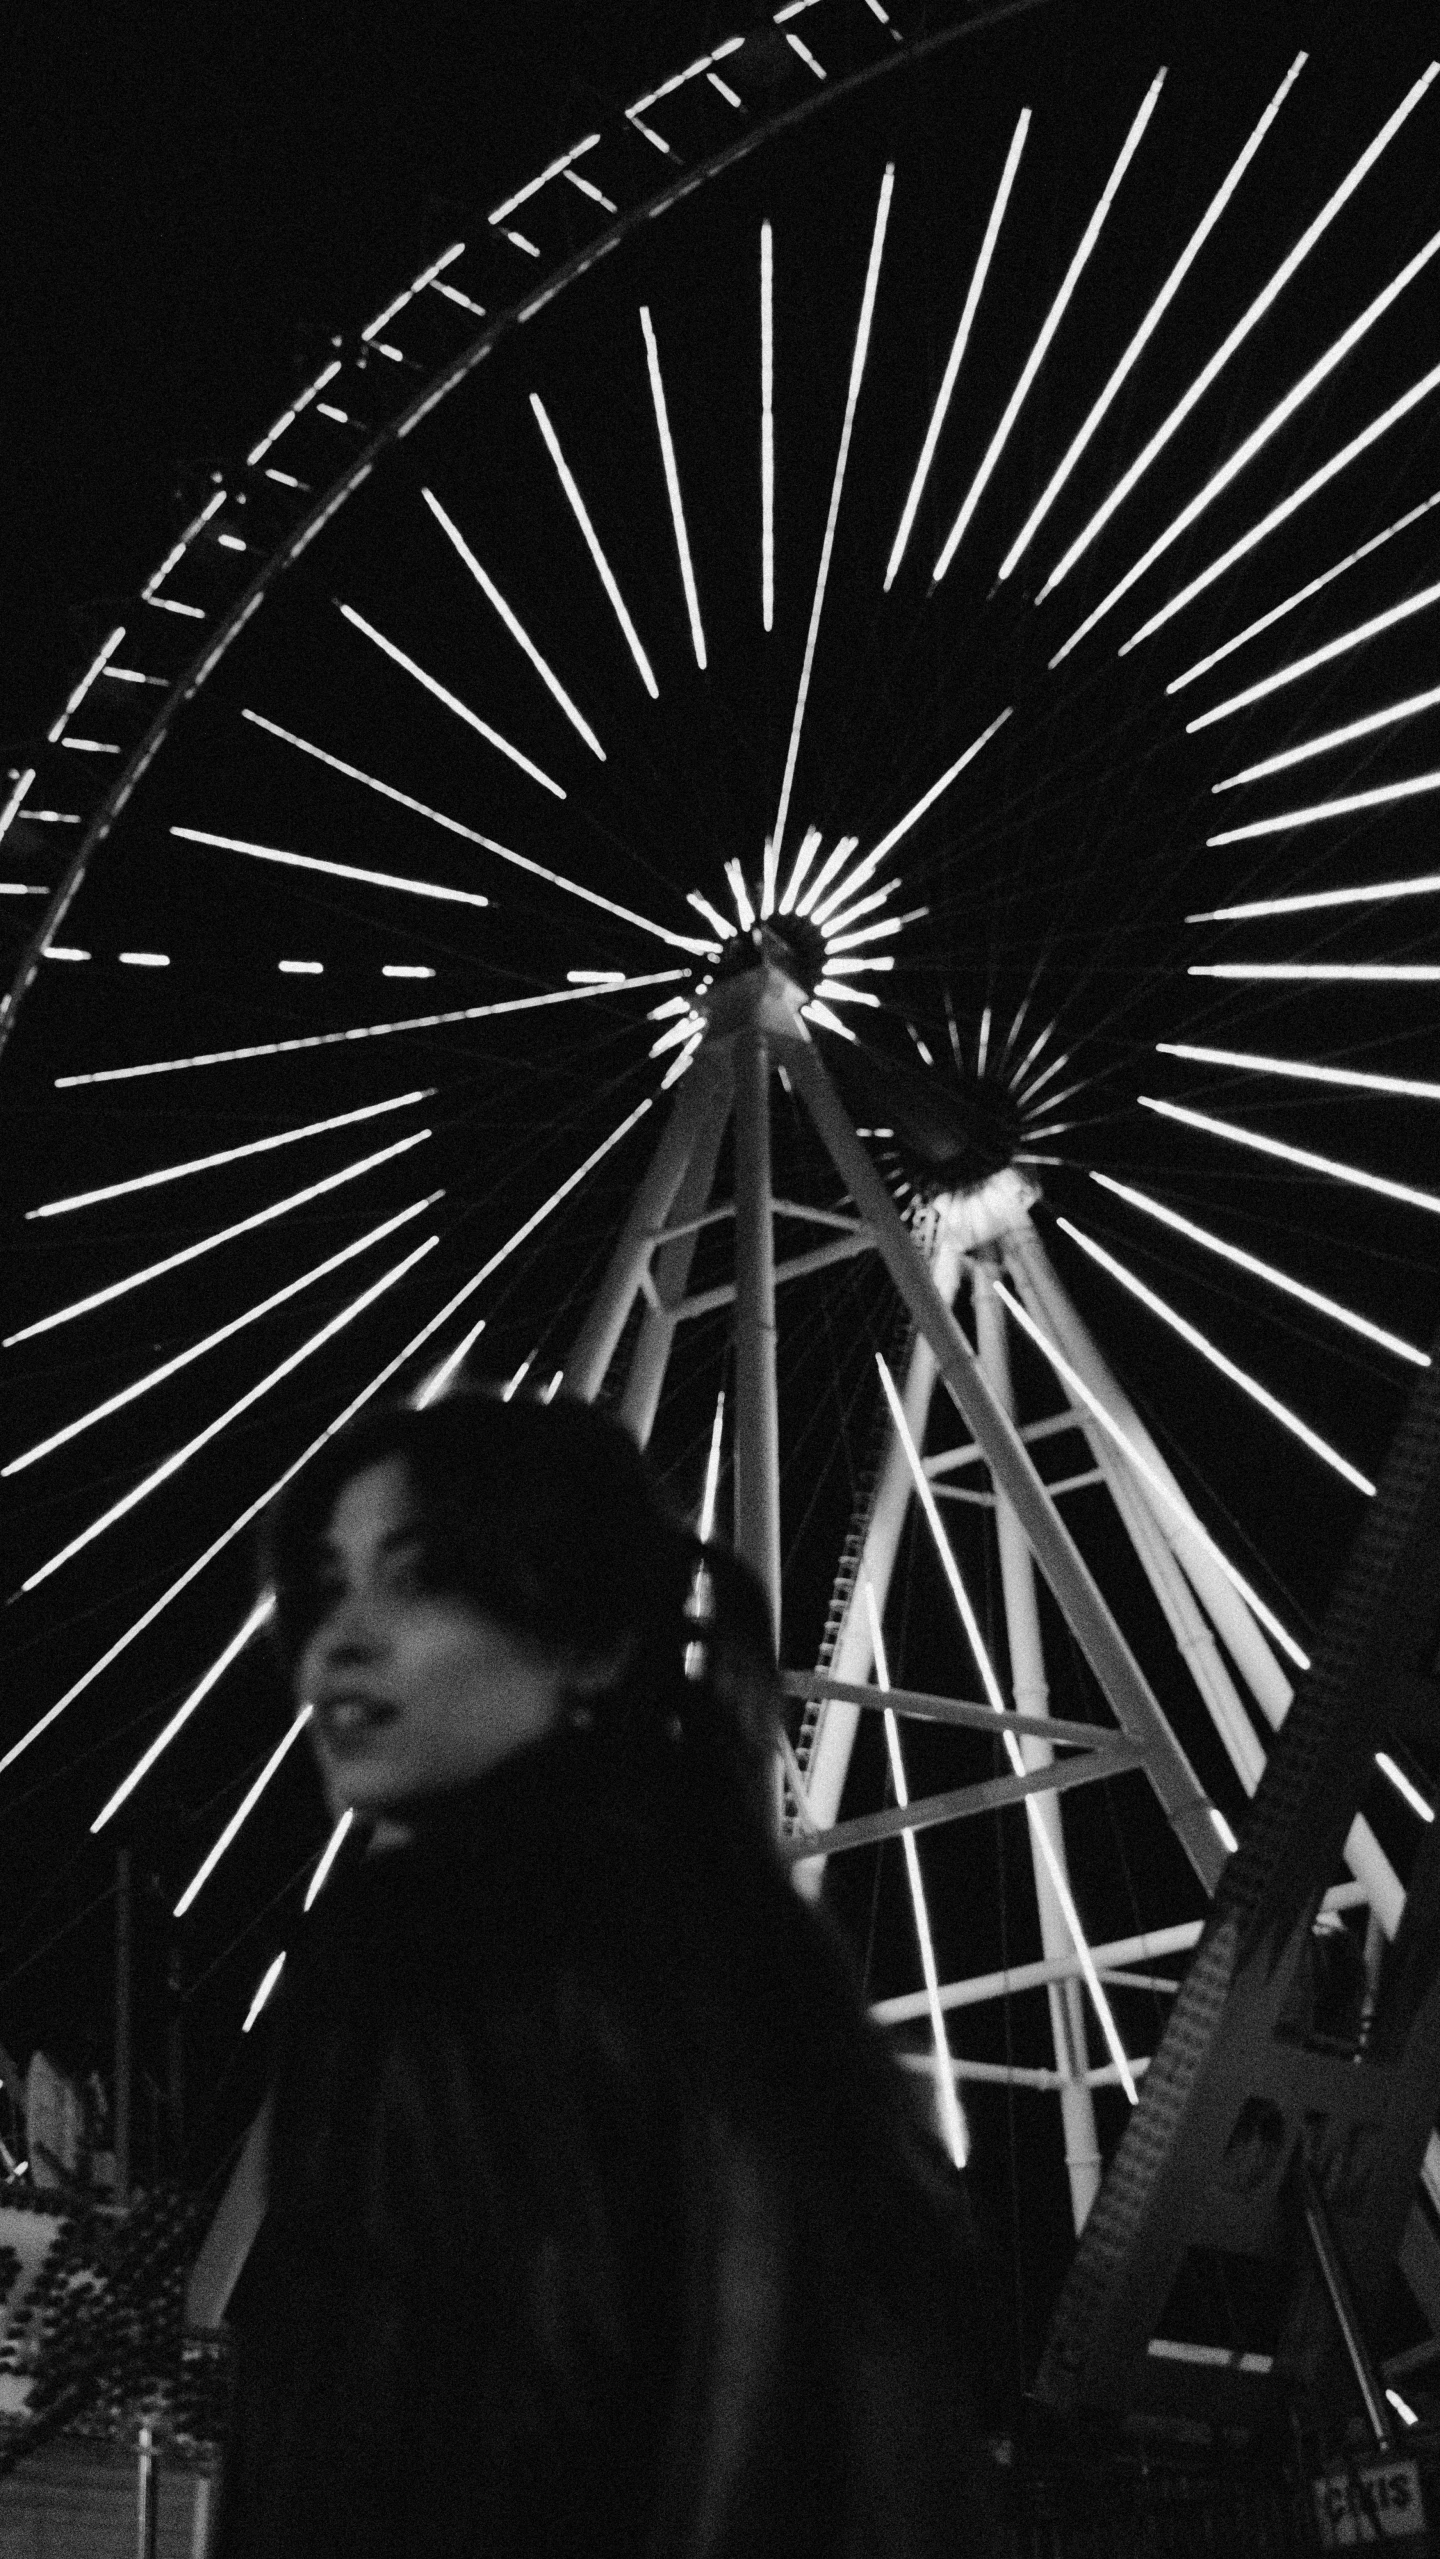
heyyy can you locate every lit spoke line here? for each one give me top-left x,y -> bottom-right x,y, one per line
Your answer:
174,1708 -> 314,1918
338,601 -> 566,797
1091,1172 -> 1428,1367
801,999 -> 857,1042
761,223 -> 776,632
28,1090 -> 430,1219
242,711 -> 708,952
1123,355 -> 1440,657
935,74 -> 1164,585
992,1278 -> 1310,1669
21,1237 -> 438,1594
1038,64 -> 1438,608
778,828 -> 823,916
1192,964 -> 1440,983
640,307 -> 706,669
875,1355 -> 1139,2103
1167,490 -> 1440,696
1376,1756 -> 1435,1825
725,860 -> 757,930
5,1132 -> 428,1344
1208,768 -> 1440,845
1213,686 -> 1440,792
794,835 -> 859,919
772,164 -> 895,865
699,1390 -> 726,1543
815,879 -> 897,937
53,977 -> 688,1085
410,1096 -> 656,1407
243,1954 -> 288,2033
884,109 -> 1028,592
686,890 -> 736,941
815,710 -> 1012,917
999,57 -> 1304,583
172,824 -> 491,911
421,487 -> 605,759
1142,1093 -> 1440,1219
1056,214 -> 1440,664
529,396 -> 658,697
0,768 -> 36,844
92,1599 -> 275,1833
305,1809 -> 356,1908
865,1584 -> 968,2166
1057,1217 -> 1373,1495
1185,573 -> 1440,733
1157,1041 -> 1440,1102
1,1254 -> 526,1781
6,1196 -> 441,1476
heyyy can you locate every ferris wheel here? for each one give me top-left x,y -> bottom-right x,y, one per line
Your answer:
5,0 -> 1440,2369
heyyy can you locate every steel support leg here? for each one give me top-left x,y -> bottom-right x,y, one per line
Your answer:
733,1028 -> 782,1640
566,1050 -> 731,1406
619,1078 -> 733,1449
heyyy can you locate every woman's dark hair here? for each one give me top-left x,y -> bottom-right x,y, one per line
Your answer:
264,1388 -> 778,1814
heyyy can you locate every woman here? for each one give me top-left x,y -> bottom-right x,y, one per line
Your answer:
217,1390 -> 998,2557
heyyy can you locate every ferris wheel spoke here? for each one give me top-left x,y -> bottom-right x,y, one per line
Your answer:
51,976 -> 688,1085
934,72 -> 1165,587
639,306 -> 707,671
1157,1042 -> 1440,1103
336,601 -> 567,797
1184,571 -> 1440,732
1141,1094 -> 1440,1220
760,222 -> 776,633
1120,351 -> 1440,658
90,1597 -> 276,1836
1037,63 -> 1439,613
4,1194 -> 442,1477
240,711 -> 712,953
5,1129 -> 430,1343
18,1236 -> 439,1596
999,57 -> 1305,586
1056,1216 -> 1376,1495
1207,766 -> 1440,845
770,161 -> 895,878
1056,214 -> 1440,665
528,395 -> 659,697
420,486 -> 607,760
818,709 -> 1011,916
171,824 -> 494,912
991,1274 -> 1311,1670
26,1088 -> 432,1218
1213,685 -> 1440,792
885,108 -> 1027,593
173,1706 -> 314,1918
1191,963 -> 1440,983
1166,489 -> 1440,697
1089,1173 -> 1430,1368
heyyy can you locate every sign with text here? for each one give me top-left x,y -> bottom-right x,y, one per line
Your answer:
1313,2460 -> 1426,2547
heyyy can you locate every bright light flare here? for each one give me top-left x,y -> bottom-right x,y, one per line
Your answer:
529,395 -> 658,697
53,976 -> 687,1084
1091,1172 -> 1428,1367
5,1130 -> 429,1343
20,1237 -> 437,1593
304,1809 -> 357,1907
992,1275 -> 1310,1669
761,223 -> 775,632
875,1354 -> 1139,2102
172,825 -> 491,913
6,1195 -> 440,1474
1056,1218 -> 1374,1495
1140,1094 -> 1440,1221
176,1708 -> 314,1917
91,1598 -> 275,1834
338,601 -> 566,797
1038,64 -> 1438,609
885,108 -> 1028,592
1208,768 -> 1440,846
865,1583 -> 968,2167
1157,1041 -> 1440,1104
935,74 -> 1164,583
640,307 -> 707,670
999,58 -> 1304,582
242,1954 -> 288,2035
771,164 -> 894,864
421,486 -> 605,759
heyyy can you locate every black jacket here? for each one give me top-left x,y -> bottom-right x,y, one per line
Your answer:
217,1730 -> 997,2556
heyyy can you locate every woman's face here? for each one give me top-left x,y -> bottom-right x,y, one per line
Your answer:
297,1456 -> 571,1820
